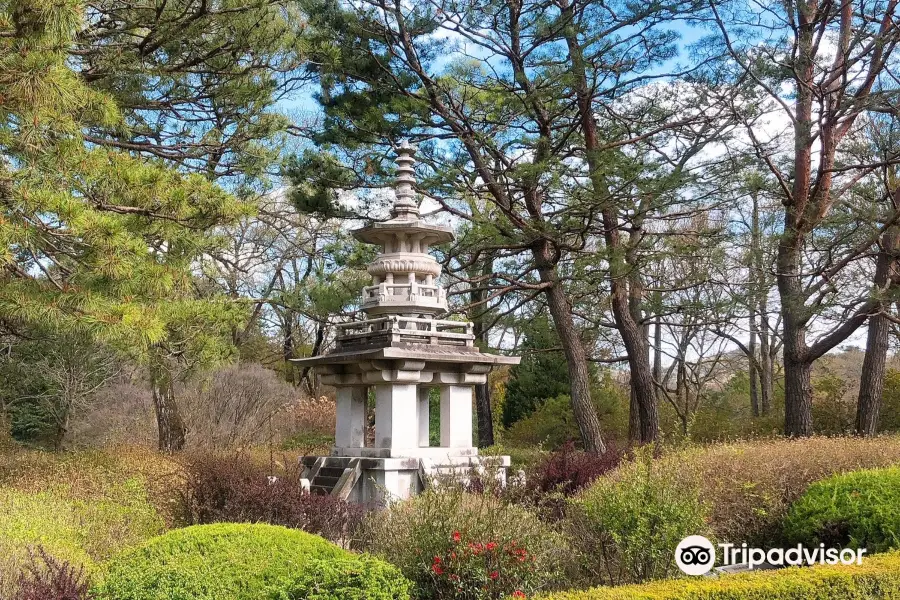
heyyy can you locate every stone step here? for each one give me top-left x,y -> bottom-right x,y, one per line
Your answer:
314,475 -> 341,489
318,467 -> 345,478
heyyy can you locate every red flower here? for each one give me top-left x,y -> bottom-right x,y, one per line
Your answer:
452,531 -> 461,543
432,564 -> 444,575
486,542 -> 498,551
512,592 -> 526,599
490,570 -> 500,580
433,556 -> 442,564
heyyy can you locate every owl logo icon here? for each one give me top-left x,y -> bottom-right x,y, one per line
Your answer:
675,535 -> 716,575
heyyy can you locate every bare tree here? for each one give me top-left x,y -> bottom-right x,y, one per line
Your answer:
857,119 -> 900,435
710,0 -> 900,435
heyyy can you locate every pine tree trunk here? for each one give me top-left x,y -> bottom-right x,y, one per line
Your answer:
283,309 -> 295,385
611,285 -> 658,444
676,360 -> 688,435
152,370 -> 186,452
628,386 -> 640,443
559,15 -> 656,445
620,325 -> 658,443
749,313 -> 760,417
749,188 -> 767,416
759,308 -> 773,415
779,221 -> 813,435
472,256 -> 495,448
856,229 -> 897,436
783,348 -> 813,436
541,272 -> 606,454
857,313 -> 889,436
653,316 -> 663,386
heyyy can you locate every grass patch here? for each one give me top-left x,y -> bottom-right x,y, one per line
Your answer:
0,446 -> 174,596
641,436 -> 900,545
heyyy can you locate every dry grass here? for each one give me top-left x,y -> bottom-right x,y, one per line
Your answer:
0,445 -> 185,524
273,395 -> 337,454
0,445 -> 181,597
651,436 -> 900,544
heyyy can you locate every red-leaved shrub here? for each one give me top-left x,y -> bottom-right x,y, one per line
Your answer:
10,547 -> 91,600
526,442 -> 624,497
177,452 -> 365,545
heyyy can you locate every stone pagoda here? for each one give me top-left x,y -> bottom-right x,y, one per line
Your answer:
294,142 -> 519,506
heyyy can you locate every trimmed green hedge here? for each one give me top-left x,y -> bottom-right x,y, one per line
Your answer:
782,467 -> 900,553
542,552 -> 900,599
91,523 -> 404,600
268,555 -> 411,600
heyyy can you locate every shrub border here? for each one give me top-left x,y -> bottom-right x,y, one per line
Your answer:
543,551 -> 900,599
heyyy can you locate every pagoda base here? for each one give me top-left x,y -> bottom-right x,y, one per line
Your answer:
300,453 -> 511,507
330,446 -> 479,459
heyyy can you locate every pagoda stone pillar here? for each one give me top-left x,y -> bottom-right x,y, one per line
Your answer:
418,386 -> 431,447
335,386 -> 366,448
440,385 -> 473,448
374,383 -> 418,449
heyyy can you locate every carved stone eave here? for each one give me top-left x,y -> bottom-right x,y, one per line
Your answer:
291,343 -> 518,387
352,220 -> 454,247
291,344 -> 520,368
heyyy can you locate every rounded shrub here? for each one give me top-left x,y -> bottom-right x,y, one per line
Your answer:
268,555 -> 411,600
782,466 -> 900,553
90,523 -> 349,600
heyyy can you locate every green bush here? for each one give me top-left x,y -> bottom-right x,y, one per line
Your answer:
268,555 -> 411,600
360,486 -> 569,599
782,467 -> 900,553
570,450 -> 707,586
504,376 -> 627,451
504,395 -> 581,449
502,314 -> 572,428
542,551 -> 900,599
91,523 -> 348,600
811,372 -> 854,436
685,371 -> 783,443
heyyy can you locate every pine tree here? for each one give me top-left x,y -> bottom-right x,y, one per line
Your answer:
0,0 -> 245,450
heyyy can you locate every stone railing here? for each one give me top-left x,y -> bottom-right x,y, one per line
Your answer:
359,282 -> 449,314
336,316 -> 474,349
361,283 -> 446,300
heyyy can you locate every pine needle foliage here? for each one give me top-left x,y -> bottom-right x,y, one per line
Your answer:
0,0 -> 245,353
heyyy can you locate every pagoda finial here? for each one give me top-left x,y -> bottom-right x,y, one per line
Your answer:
392,140 -> 419,219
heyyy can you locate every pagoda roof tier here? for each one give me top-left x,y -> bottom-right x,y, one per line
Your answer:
290,343 -> 520,369
352,219 -> 453,247
291,315 -> 519,375
291,342 -> 519,387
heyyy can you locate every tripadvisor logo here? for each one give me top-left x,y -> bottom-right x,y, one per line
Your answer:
675,536 -> 868,576
675,535 -> 716,575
